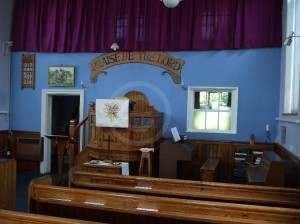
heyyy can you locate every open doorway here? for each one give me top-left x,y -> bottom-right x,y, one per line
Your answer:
41,89 -> 84,174
51,95 -> 80,173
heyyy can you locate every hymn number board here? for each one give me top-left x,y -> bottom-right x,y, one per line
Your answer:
21,54 -> 35,89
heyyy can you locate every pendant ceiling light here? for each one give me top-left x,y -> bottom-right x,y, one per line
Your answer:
161,0 -> 182,8
111,42 -> 119,51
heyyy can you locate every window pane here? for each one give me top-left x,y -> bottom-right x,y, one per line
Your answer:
220,92 -> 231,110
194,111 -> 205,129
206,112 -> 218,129
143,117 -> 151,126
199,91 -> 207,109
219,112 -> 231,130
187,87 -> 237,134
194,91 -> 207,109
208,92 -> 219,110
194,92 -> 200,109
133,117 -> 141,126
284,0 -> 299,113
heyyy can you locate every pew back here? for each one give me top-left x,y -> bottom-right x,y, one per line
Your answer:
69,165 -> 300,208
0,209 -> 99,224
29,176 -> 300,224
246,151 -> 285,187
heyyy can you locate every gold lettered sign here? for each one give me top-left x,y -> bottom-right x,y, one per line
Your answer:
21,54 -> 35,89
89,51 -> 185,84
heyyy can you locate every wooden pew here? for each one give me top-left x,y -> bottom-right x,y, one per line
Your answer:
0,209 -> 99,224
69,164 -> 300,208
246,150 -> 285,187
29,175 -> 300,224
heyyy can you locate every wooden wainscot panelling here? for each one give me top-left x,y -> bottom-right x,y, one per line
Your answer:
191,140 -> 277,184
192,139 -> 235,183
274,144 -> 300,188
0,130 -> 9,157
0,130 -> 8,148
0,159 -> 16,210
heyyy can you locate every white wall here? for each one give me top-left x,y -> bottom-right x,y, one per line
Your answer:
0,0 -> 15,130
277,0 -> 300,157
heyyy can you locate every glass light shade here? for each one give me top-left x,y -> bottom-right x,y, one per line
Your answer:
162,0 -> 180,8
110,42 -> 119,51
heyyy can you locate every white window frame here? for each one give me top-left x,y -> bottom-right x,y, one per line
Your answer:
186,86 -> 238,134
283,0 -> 300,114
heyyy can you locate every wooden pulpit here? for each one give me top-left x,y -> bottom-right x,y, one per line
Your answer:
44,135 -> 74,186
86,91 -> 164,162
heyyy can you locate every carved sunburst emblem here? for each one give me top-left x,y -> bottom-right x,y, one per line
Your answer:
104,102 -> 120,121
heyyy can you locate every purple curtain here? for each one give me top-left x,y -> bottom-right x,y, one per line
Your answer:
11,0 -> 282,52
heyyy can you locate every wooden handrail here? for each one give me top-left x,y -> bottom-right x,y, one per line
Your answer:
75,115 -> 88,131
69,115 -> 89,150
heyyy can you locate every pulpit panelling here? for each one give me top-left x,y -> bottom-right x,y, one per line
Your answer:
87,91 -> 163,162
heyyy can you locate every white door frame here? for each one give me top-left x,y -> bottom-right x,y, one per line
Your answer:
40,89 -> 84,174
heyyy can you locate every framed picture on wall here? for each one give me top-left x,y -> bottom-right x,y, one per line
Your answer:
21,54 -> 35,89
48,66 -> 75,87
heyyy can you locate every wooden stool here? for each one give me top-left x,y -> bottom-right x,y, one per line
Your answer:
139,152 -> 152,177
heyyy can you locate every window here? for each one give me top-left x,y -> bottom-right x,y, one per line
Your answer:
187,87 -> 238,134
283,0 -> 300,114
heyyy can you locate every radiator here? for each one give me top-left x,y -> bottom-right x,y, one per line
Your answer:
16,137 -> 43,161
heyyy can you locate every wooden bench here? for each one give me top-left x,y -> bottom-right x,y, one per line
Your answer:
200,157 -> 220,181
69,164 -> 300,208
246,150 -> 285,187
29,175 -> 300,224
0,209 -> 99,224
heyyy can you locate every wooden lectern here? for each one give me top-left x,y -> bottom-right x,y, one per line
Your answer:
159,140 -> 196,179
44,135 -> 74,186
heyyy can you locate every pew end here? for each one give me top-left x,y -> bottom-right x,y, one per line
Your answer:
246,151 -> 285,187
28,175 -> 52,212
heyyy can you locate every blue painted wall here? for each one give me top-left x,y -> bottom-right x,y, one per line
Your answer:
10,48 -> 281,142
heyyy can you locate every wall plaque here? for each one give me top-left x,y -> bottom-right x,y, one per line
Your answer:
89,51 -> 185,84
21,54 -> 35,89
